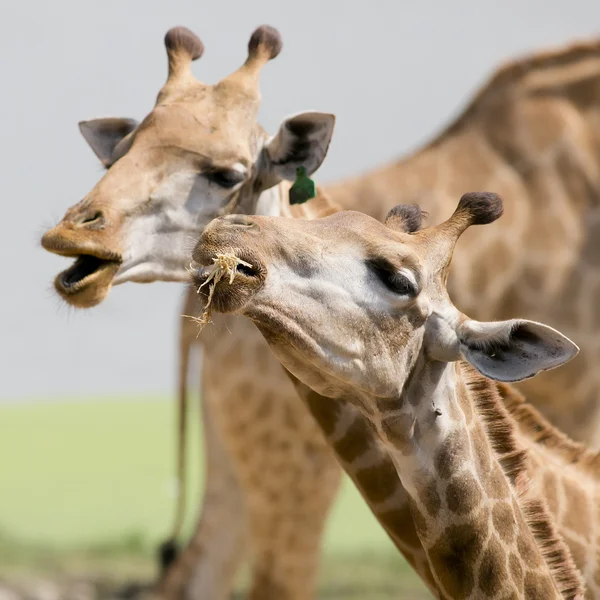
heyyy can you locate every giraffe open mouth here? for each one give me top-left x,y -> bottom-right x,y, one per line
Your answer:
58,254 -> 121,291
50,250 -> 122,308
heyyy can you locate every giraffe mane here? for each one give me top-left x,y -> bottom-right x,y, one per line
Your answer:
460,362 -> 585,600
498,382 -> 600,480
427,36 -> 600,149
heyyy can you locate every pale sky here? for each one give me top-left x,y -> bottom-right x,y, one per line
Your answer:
4,0 -> 599,400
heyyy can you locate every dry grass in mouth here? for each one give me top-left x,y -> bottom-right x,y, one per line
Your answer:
183,252 -> 253,334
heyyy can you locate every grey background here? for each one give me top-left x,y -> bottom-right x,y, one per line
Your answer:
3,0 -> 599,400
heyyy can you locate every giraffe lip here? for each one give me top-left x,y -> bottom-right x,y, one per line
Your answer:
53,252 -> 122,307
57,255 -> 120,291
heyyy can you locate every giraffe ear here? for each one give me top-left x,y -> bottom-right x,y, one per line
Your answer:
457,319 -> 579,382
264,112 -> 335,181
79,117 -> 139,168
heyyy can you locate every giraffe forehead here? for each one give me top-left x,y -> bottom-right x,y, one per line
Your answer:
133,100 -> 261,166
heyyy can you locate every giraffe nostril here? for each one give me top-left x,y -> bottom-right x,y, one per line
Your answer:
78,211 -> 105,229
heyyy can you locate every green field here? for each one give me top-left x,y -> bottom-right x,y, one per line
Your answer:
0,397 -> 431,598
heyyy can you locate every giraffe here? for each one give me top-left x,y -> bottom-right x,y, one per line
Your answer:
190,193 -> 588,599
41,29 -> 600,598
41,25 -> 342,600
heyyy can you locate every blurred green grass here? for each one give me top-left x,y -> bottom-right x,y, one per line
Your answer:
0,397 -> 430,598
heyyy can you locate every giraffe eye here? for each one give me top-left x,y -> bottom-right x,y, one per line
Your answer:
206,169 -> 245,189
369,260 -> 418,297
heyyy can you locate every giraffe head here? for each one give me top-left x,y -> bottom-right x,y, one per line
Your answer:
41,25 -> 335,308
192,193 -> 578,398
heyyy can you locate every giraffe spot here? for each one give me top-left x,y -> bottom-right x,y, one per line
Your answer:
434,431 -> 470,480
254,394 -> 273,420
375,397 -> 402,413
488,465 -> 511,500
582,216 -> 600,267
427,522 -> 486,599
258,429 -> 274,449
416,477 -> 442,518
253,569 -> 288,600
333,416 -> 373,463
304,391 -> 341,436
509,553 -> 524,591
445,473 -> 482,514
563,482 -> 591,541
283,403 -> 298,430
478,536 -> 509,596
523,571 -> 557,600
379,505 -> 422,548
492,502 -> 517,544
554,268 -> 585,329
517,535 -> 543,568
380,413 -> 414,454
354,459 -> 399,504
235,381 -> 255,402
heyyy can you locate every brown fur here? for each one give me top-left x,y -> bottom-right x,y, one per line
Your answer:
462,363 -> 585,600
432,38 -> 600,147
164,26 -> 204,61
499,381 -> 600,477
384,204 -> 425,233
248,25 -> 283,60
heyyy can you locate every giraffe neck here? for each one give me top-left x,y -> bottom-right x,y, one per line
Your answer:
286,374 -> 438,594
365,358 -> 578,600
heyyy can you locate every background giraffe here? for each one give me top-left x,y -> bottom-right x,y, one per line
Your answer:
190,193 -> 586,599
174,34 -> 600,598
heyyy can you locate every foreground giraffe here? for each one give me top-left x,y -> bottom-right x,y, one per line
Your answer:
42,27 -> 600,599
191,193 -> 589,599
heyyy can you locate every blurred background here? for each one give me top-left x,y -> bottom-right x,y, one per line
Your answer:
2,0 -> 599,597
